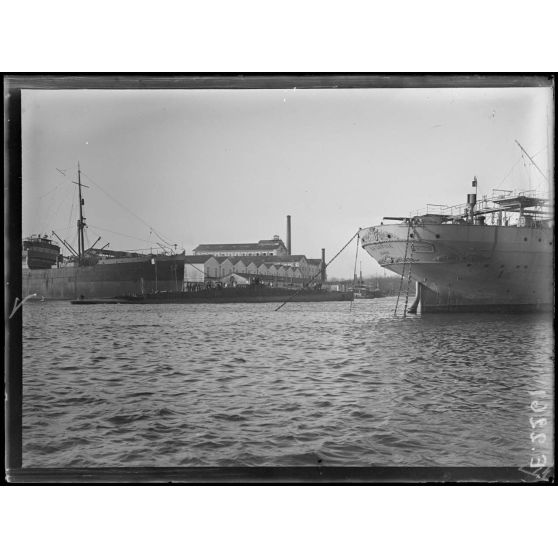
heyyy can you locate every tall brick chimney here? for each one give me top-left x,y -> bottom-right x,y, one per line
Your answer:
286,215 -> 291,255
321,248 -> 326,282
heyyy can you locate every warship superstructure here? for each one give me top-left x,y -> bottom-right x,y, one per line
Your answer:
361,177 -> 554,313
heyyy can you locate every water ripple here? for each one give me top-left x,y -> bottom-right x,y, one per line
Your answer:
22,299 -> 554,467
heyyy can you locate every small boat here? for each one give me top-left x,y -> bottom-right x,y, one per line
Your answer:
70,284 -> 354,305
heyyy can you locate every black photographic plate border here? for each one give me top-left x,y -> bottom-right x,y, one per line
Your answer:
4,73 -> 555,484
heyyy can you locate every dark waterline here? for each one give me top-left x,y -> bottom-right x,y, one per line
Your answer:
22,298 -> 554,467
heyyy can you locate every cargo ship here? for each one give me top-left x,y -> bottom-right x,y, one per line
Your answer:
22,165 -> 185,300
361,175 -> 554,313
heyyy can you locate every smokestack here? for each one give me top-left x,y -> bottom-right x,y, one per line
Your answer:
286,215 -> 291,255
321,248 -> 326,283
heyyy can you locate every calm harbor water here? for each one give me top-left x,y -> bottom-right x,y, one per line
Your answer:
22,298 -> 554,468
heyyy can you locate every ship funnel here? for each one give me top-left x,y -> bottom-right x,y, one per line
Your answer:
321,248 -> 326,282
467,193 -> 477,223
467,193 -> 477,206
286,215 -> 292,255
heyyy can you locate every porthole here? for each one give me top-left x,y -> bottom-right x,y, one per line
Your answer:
524,237 -> 528,241
524,265 -> 528,269
516,265 -> 521,269
500,264 -> 505,268
409,234 -> 414,238
387,234 -> 391,239
466,263 -> 472,267
483,264 -> 489,268
435,234 -> 440,239
538,238 -> 542,242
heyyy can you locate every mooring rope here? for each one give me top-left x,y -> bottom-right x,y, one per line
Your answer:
349,230 -> 361,313
274,228 -> 362,311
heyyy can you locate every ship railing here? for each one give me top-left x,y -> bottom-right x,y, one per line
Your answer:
409,204 -> 463,219
410,188 -> 551,222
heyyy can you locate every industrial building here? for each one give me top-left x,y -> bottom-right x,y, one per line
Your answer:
185,216 -> 326,288
193,237 -> 289,258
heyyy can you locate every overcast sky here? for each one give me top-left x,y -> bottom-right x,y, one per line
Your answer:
22,86 -> 552,278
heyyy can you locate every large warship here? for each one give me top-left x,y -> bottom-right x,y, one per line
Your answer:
22,165 -> 185,300
361,168 -> 554,313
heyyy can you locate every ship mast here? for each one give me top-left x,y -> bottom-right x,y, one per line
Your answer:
74,162 -> 86,263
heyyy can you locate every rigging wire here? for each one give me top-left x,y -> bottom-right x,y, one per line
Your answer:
66,229 -> 78,259
186,263 -> 206,275
496,146 -> 547,191
84,228 -> 91,251
33,174 -> 74,233
50,225 -> 75,233
515,141 -> 549,184
87,225 -> 153,245
65,186 -> 78,246
275,228 -> 361,311
37,178 -> 68,201
496,157 -> 522,189
43,170 -> 81,233
40,180 -> 70,235
37,180 -> 65,231
149,228 -> 176,248
80,170 -> 177,248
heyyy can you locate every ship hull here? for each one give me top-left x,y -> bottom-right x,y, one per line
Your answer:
361,223 -> 554,313
70,288 -> 354,304
22,255 -> 185,300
